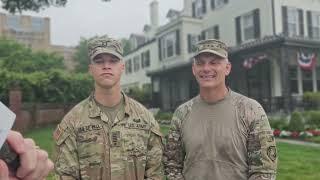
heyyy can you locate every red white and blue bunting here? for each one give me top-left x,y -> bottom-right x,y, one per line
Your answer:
242,54 -> 268,69
297,52 -> 317,71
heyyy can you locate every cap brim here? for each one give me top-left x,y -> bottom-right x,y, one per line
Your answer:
90,49 -> 123,60
194,49 -> 227,59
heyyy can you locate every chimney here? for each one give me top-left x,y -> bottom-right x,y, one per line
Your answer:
150,0 -> 159,28
182,0 -> 192,17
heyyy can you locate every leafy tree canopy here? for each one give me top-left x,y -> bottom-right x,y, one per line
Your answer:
0,37 -> 65,72
73,37 -> 89,73
1,0 -> 110,14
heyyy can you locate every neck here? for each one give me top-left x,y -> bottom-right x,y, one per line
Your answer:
94,83 -> 122,107
199,85 -> 229,103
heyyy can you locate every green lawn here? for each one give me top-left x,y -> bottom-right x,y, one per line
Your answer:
24,125 -> 320,180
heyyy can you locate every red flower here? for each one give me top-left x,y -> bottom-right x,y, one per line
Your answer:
307,130 -> 320,136
291,131 -> 300,138
273,129 -> 281,137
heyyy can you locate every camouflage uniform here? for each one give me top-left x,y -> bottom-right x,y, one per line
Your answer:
164,90 -> 277,180
53,35 -> 163,180
164,39 -> 277,180
54,93 -> 164,180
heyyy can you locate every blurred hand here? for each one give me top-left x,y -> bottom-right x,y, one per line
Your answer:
0,130 -> 54,180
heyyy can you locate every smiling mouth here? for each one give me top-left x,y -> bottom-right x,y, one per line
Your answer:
199,75 -> 215,79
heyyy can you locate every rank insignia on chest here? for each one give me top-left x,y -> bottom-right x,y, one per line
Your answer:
111,131 -> 121,147
133,118 -> 141,123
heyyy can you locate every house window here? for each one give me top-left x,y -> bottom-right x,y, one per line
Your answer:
312,12 -> 320,39
187,34 -> 198,53
302,69 -> 313,92
235,9 -> 260,44
141,50 -> 150,68
125,59 -> 132,74
211,0 -> 228,9
133,56 -> 140,72
193,0 -> 206,18
289,66 -> 298,94
242,13 -> 254,41
7,15 -> 20,29
160,30 -> 180,59
203,25 -> 220,39
31,17 -> 44,32
287,7 -> 300,37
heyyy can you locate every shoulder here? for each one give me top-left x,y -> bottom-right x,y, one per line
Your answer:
172,97 -> 196,125
230,90 -> 263,110
59,97 -> 90,130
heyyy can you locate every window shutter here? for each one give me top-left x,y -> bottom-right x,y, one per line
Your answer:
235,16 -> 242,44
188,34 -> 192,53
192,2 -> 196,17
253,9 -> 261,39
211,0 -> 215,9
307,11 -> 313,38
141,53 -> 144,68
202,0 -> 207,14
224,0 -> 228,3
176,30 -> 181,55
214,25 -> 220,39
298,9 -> 304,36
146,51 -> 150,67
282,6 -> 288,36
201,30 -> 206,40
158,39 -> 162,61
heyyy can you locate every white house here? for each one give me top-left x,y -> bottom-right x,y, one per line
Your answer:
122,0 -> 320,112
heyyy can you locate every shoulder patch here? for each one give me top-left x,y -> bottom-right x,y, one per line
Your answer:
53,125 -> 63,141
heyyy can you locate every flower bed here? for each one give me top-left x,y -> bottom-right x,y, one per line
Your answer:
273,129 -> 320,143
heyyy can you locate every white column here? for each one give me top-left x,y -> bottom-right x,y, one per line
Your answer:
297,66 -> 303,95
312,66 -> 317,92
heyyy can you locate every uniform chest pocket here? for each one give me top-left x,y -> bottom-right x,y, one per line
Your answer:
122,123 -> 150,157
77,130 -> 105,164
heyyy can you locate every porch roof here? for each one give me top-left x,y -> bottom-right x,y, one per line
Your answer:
147,35 -> 320,76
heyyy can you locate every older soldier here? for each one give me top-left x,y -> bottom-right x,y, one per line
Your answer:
54,36 -> 164,180
164,39 -> 277,180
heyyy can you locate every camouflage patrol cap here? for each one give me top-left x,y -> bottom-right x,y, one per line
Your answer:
87,35 -> 123,60
194,39 -> 228,59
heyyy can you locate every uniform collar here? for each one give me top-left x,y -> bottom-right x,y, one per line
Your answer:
88,91 -> 136,119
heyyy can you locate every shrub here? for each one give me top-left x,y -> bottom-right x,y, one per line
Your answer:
288,111 -> 304,132
0,70 -> 93,104
155,111 -> 173,120
305,111 -> 320,129
126,85 -> 152,106
269,117 -> 288,130
303,92 -> 320,110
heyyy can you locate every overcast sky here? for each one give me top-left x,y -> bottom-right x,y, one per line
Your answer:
1,0 -> 183,46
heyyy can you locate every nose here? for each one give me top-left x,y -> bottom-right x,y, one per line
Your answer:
101,60 -> 112,69
202,62 -> 211,72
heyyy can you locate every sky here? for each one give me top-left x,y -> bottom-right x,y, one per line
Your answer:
1,0 -> 183,46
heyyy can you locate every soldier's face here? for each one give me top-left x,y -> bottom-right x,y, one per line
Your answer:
89,53 -> 124,89
192,53 -> 231,90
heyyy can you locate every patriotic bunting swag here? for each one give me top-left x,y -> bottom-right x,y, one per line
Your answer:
242,54 -> 268,69
297,52 -> 317,71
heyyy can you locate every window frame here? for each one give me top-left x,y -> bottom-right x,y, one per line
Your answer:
241,12 -> 255,41
160,31 -> 177,59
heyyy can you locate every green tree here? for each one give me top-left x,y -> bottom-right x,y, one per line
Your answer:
73,37 -> 89,73
121,38 -> 131,56
1,0 -> 111,14
0,38 -> 64,73
288,111 -> 304,132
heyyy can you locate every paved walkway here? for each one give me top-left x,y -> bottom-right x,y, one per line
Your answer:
276,138 -> 320,148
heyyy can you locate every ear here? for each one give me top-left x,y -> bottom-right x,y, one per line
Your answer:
192,63 -> 196,76
120,61 -> 125,73
225,62 -> 232,76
